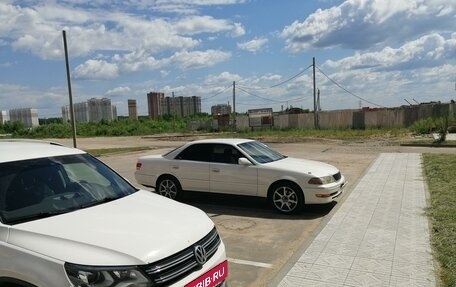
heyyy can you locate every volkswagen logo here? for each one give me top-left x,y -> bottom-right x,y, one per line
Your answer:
194,245 -> 207,266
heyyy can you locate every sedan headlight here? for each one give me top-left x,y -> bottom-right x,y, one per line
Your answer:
308,175 -> 335,185
65,263 -> 151,287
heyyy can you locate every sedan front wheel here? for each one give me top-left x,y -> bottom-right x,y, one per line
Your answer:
156,176 -> 181,200
269,183 -> 303,214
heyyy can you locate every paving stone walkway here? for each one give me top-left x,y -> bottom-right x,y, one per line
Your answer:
276,153 -> 437,287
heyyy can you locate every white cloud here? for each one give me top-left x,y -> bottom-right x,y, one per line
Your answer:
0,1 -> 239,71
204,72 -> 242,85
231,23 -> 246,37
280,0 -> 456,52
73,59 -> 119,80
173,16 -> 235,35
324,33 -> 456,71
258,74 -> 283,83
160,70 -> 170,78
170,50 -> 231,69
314,63 -> 456,109
147,0 -> 247,14
105,86 -> 131,97
237,37 -> 268,53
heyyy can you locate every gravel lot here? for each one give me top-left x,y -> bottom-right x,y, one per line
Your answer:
47,135 -> 454,286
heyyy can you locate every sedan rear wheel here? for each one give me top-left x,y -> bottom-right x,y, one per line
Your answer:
156,176 -> 181,200
270,183 -> 303,214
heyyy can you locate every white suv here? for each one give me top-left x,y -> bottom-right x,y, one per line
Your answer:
0,140 -> 227,287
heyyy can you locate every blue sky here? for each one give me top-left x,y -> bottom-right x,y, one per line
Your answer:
1,0 -> 455,118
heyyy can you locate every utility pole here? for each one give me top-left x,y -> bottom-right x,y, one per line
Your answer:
63,30 -> 77,148
312,57 -> 319,129
232,81 -> 236,130
172,91 -> 175,131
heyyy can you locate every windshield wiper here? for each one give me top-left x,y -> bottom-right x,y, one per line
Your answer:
78,196 -> 123,209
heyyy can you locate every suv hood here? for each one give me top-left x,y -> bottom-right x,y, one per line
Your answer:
7,190 -> 214,266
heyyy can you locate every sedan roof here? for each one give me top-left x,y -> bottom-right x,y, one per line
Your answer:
185,138 -> 255,145
0,140 -> 85,163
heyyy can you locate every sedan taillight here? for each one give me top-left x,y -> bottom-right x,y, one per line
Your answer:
136,162 -> 142,170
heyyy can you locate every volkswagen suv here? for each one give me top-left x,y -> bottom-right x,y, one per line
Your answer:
0,140 -> 227,287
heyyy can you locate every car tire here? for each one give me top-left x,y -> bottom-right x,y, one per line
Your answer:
156,176 -> 182,200
269,182 -> 303,214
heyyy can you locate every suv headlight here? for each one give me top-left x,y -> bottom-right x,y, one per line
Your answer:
65,263 -> 151,287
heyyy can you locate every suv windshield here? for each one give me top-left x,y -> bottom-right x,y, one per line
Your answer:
0,154 -> 136,225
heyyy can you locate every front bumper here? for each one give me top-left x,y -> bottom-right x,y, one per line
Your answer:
305,179 -> 346,204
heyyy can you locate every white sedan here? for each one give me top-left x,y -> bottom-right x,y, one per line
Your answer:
135,138 -> 346,214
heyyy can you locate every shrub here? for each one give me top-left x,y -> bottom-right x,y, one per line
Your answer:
409,118 -> 436,135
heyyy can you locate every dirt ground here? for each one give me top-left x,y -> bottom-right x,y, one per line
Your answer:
46,135 -> 455,286
47,134 -> 456,155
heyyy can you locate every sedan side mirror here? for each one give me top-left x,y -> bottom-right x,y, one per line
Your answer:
238,157 -> 253,166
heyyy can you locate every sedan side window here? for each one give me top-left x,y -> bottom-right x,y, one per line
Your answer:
176,144 -> 212,162
212,145 -> 239,164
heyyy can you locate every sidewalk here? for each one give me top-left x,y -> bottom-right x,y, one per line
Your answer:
274,153 -> 436,287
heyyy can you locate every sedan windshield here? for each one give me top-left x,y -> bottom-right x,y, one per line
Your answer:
238,141 -> 285,164
0,154 -> 136,225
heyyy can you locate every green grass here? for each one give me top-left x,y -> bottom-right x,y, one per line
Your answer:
423,153 -> 456,287
234,127 -> 410,141
401,140 -> 456,148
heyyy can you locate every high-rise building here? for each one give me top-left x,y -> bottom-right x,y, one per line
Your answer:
0,111 -> 9,124
9,108 -> 39,128
62,98 -> 117,123
147,92 -> 164,119
146,92 -> 201,118
161,96 -> 201,117
88,98 -> 115,122
75,102 -> 89,123
128,99 -> 138,120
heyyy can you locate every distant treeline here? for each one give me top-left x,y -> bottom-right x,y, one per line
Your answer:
1,111 -> 454,140
0,114 -> 213,138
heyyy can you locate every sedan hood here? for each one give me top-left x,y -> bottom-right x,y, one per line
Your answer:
8,190 -> 214,266
265,157 -> 339,177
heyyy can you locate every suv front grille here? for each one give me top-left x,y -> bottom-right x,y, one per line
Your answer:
140,227 -> 221,286
333,172 -> 341,181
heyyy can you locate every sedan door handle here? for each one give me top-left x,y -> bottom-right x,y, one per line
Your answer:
212,168 -> 220,173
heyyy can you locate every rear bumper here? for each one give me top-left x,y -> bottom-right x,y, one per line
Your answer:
135,172 -> 157,189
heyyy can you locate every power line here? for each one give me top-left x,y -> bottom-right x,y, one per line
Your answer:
237,86 -> 305,104
206,85 -> 232,99
316,66 -> 385,108
270,64 -> 313,88
237,86 -> 283,103
200,85 -> 232,100
238,64 -> 313,91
